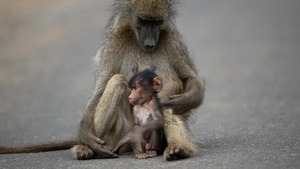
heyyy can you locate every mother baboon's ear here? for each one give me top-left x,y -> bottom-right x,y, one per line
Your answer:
153,77 -> 162,93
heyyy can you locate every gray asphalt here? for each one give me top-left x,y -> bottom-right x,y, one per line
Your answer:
0,0 -> 299,168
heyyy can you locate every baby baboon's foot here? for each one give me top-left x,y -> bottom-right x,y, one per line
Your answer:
71,145 -> 95,160
163,143 -> 191,161
135,153 -> 148,159
146,150 -> 157,158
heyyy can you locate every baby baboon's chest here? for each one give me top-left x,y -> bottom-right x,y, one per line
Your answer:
135,106 -> 153,125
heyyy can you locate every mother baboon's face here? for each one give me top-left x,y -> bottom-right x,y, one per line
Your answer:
135,17 -> 164,51
129,0 -> 170,51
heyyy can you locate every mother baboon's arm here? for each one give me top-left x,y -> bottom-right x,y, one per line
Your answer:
164,53 -> 205,115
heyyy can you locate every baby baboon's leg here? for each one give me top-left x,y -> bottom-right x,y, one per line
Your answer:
134,142 -> 148,159
163,108 -> 198,161
146,130 -> 163,157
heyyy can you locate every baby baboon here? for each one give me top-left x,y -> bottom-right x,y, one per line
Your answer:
112,69 -> 165,159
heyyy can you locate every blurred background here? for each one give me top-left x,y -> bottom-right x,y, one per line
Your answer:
0,0 -> 299,168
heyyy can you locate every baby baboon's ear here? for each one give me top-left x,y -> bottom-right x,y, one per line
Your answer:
153,77 -> 162,93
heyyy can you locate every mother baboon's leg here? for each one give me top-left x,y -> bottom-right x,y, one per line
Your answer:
72,74 -> 133,159
163,108 -> 198,161
93,74 -> 134,150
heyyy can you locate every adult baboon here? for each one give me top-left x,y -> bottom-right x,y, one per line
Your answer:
0,0 -> 205,161
72,0 -> 205,161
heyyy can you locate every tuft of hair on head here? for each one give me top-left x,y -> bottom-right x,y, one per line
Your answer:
128,69 -> 159,87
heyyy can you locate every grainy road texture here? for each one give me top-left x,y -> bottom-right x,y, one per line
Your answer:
0,0 -> 299,168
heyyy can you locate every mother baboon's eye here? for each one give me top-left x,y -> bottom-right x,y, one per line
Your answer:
155,19 -> 163,25
138,17 -> 148,25
138,17 -> 164,26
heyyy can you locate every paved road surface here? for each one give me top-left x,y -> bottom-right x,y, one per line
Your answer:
0,0 -> 299,168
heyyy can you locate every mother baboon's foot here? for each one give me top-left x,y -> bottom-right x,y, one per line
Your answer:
71,145 -> 95,160
163,143 -> 192,161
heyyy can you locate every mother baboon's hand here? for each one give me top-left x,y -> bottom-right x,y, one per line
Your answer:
163,92 -> 202,114
162,94 -> 189,114
78,131 -> 118,158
